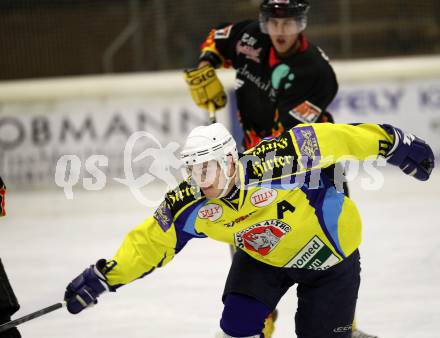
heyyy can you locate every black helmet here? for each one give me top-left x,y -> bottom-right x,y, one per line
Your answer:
260,0 -> 310,19
259,0 -> 310,34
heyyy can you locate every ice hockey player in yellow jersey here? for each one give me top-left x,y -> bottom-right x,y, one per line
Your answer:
64,122 -> 434,337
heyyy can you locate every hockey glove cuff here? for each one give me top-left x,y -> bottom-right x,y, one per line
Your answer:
382,124 -> 435,181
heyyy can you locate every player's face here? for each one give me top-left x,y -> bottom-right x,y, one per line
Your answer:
267,17 -> 300,56
188,160 -> 228,199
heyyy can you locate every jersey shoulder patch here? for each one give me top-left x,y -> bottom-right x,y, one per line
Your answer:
241,132 -> 298,182
214,25 -> 233,39
288,101 -> 322,123
154,179 -> 201,232
165,179 -> 200,214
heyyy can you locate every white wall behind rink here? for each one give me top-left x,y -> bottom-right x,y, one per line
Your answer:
0,55 -> 439,189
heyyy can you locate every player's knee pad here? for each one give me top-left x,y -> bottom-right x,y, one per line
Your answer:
220,293 -> 270,337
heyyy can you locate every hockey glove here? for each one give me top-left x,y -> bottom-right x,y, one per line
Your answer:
64,259 -> 111,314
184,64 -> 227,111
382,124 -> 434,181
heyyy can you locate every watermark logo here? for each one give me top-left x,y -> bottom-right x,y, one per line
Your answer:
114,131 -> 182,206
55,131 -> 185,206
54,130 -> 390,207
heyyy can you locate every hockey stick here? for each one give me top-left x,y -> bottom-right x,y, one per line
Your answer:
208,101 -> 217,124
0,302 -> 65,333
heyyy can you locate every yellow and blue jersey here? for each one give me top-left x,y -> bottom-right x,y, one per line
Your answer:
105,123 -> 394,287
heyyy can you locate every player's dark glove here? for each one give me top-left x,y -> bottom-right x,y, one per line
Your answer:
64,259 -> 111,314
382,124 -> 434,181
184,64 -> 227,112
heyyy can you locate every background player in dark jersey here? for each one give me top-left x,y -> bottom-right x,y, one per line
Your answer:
185,1 -> 376,337
0,177 -> 21,338
186,0 -> 337,149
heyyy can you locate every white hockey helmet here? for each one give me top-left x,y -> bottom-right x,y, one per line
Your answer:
181,123 -> 238,166
181,123 -> 238,198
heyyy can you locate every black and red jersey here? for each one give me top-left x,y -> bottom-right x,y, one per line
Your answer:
0,177 -> 5,217
200,20 -> 338,149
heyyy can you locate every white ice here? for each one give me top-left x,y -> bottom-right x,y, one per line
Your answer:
1,168 -> 439,338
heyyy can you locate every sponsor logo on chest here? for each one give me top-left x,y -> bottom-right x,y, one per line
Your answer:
250,188 -> 278,207
224,211 -> 257,228
236,33 -> 261,63
236,64 -> 272,94
234,219 -> 291,256
284,236 -> 340,270
198,203 -> 223,222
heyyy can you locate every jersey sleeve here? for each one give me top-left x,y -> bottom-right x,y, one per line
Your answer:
104,196 -> 204,287
199,20 -> 252,69
243,123 -> 394,183
289,123 -> 394,171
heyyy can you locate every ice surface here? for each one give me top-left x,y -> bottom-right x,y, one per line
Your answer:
1,168 -> 439,337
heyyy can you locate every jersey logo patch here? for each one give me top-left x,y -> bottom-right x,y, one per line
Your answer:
288,101 -> 321,123
198,203 -> 223,222
154,200 -> 173,232
214,25 -> 232,39
292,126 -> 321,168
250,188 -> 277,207
236,41 -> 261,63
235,219 -> 291,256
271,64 -> 295,90
284,236 -> 340,270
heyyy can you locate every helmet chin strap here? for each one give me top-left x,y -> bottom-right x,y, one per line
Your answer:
216,159 -> 238,199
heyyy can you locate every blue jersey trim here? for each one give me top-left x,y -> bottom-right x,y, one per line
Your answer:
322,187 -> 345,257
173,199 -> 207,253
182,202 -> 207,238
300,173 -> 346,259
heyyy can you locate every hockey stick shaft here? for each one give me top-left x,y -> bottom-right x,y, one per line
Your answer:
0,302 -> 64,333
208,102 -> 217,124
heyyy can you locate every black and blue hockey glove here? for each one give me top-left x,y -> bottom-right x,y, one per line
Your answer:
382,124 -> 434,181
64,259 -> 112,314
